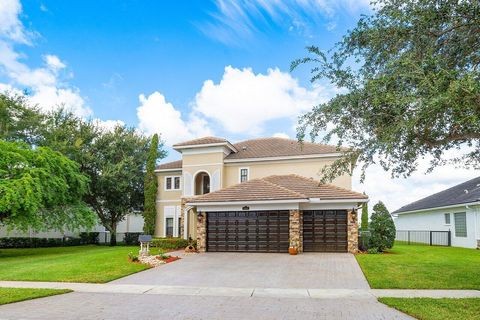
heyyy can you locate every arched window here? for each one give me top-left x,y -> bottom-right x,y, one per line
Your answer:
194,171 -> 210,195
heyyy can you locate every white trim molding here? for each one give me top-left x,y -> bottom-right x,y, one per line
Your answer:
156,199 -> 181,203
187,199 -> 309,206
183,162 -> 223,168
223,153 -> 343,163
173,142 -> 238,153
155,168 -> 182,173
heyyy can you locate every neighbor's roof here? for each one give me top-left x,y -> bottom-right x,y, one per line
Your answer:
156,160 -> 182,171
393,176 -> 480,214
172,137 -> 228,148
225,137 -> 342,160
189,174 -> 367,203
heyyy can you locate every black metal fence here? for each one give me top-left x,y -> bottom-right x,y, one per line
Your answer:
396,230 -> 451,246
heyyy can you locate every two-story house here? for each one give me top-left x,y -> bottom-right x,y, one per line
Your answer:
155,136 -> 367,254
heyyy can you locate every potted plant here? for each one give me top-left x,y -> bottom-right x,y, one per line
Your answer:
288,240 -> 298,256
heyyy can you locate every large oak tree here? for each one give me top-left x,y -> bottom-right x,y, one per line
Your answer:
293,0 -> 480,181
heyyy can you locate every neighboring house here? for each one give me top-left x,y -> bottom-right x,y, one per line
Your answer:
0,213 -> 144,244
393,177 -> 480,249
155,136 -> 368,253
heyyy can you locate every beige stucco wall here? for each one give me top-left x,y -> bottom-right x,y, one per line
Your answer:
182,152 -> 224,166
156,171 -> 183,200
223,157 -> 352,189
154,152 -> 353,237
155,171 -> 182,237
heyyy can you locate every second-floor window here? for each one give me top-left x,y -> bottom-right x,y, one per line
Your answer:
165,176 -> 181,191
240,168 -> 249,182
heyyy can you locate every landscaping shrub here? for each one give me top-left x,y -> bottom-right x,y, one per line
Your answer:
358,230 -> 371,251
151,238 -> 189,250
128,252 -> 139,262
123,233 -> 142,246
368,201 -> 396,252
79,232 -> 99,245
367,247 -> 380,254
0,233 -> 99,248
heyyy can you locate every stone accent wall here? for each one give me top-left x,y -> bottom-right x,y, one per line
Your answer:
197,211 -> 207,253
179,198 -> 187,238
347,209 -> 358,253
289,209 -> 303,253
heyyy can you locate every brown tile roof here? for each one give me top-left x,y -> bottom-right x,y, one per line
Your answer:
189,174 -> 367,203
173,136 -> 228,148
263,175 -> 367,200
156,160 -> 182,170
189,178 -> 306,203
225,137 -> 342,160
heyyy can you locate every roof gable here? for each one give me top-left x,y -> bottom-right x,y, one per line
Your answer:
393,176 -> 480,213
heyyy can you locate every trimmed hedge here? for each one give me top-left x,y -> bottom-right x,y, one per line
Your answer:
123,232 -> 142,246
0,232 -> 99,248
151,238 -> 190,250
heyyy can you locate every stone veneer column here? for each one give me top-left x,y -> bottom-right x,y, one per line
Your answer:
347,209 -> 359,253
197,211 -> 206,252
289,209 -> 303,253
179,198 -> 187,239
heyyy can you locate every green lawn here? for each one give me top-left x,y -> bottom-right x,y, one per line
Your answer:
0,287 -> 72,305
355,243 -> 480,289
380,298 -> 480,320
0,246 -> 149,283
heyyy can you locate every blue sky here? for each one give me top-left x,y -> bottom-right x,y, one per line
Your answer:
0,0 -> 475,211
2,0 -> 367,142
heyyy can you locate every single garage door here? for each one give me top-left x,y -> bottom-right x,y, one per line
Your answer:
207,210 -> 289,252
303,210 -> 348,252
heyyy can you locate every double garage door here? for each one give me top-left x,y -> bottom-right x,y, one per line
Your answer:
206,210 -> 347,253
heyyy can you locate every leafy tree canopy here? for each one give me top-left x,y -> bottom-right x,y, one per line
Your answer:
84,125 -> 150,245
0,93 -> 44,145
0,140 -> 96,232
293,0 -> 480,182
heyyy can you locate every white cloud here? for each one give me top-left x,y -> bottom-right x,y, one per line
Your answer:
193,66 -> 330,134
94,119 -> 125,132
44,54 -> 66,71
0,0 -> 91,117
273,132 -> 289,139
199,0 -> 372,44
136,91 -> 213,146
0,0 -> 32,44
354,156 -> 478,214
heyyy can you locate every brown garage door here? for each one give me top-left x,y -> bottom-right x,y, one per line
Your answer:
206,210 -> 289,252
303,210 -> 348,252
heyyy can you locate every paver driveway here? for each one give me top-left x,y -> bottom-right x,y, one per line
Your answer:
0,252 -> 412,319
113,252 -> 370,289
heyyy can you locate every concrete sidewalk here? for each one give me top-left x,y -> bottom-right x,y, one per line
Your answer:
1,281 -> 479,299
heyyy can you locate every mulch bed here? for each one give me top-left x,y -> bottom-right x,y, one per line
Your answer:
156,255 -> 181,264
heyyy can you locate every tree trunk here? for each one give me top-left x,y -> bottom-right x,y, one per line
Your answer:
109,224 -> 117,246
